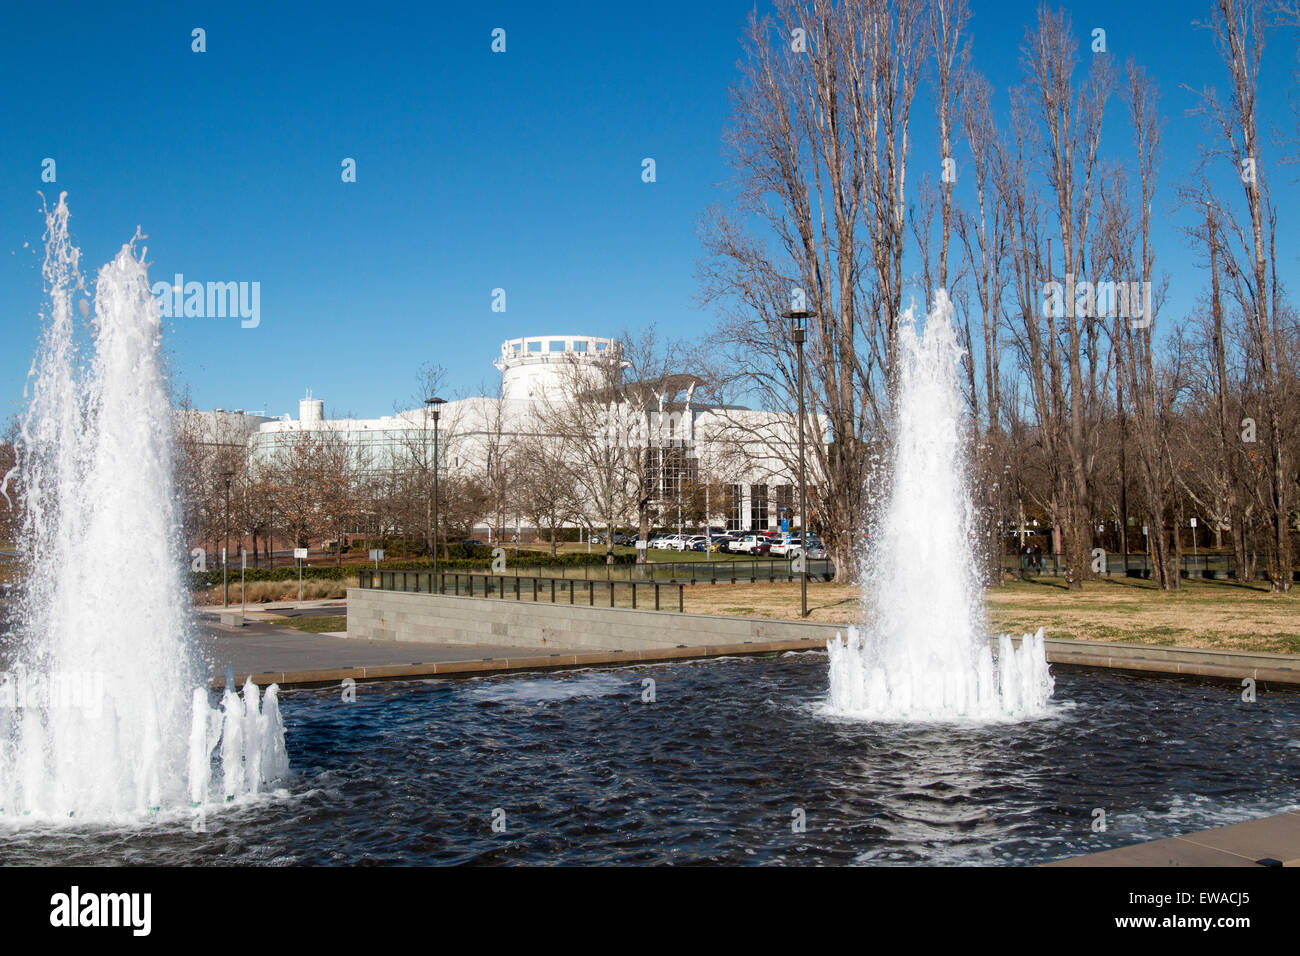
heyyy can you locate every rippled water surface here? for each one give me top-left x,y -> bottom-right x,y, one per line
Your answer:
2,653 -> 1298,865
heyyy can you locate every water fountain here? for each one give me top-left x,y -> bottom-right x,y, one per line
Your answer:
0,194 -> 287,821
825,290 -> 1053,721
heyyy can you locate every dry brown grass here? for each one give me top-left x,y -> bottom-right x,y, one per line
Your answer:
194,576 -> 357,605
683,576 -> 1300,653
684,580 -> 860,624
985,576 -> 1300,653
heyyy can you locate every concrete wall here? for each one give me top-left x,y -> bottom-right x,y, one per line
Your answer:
346,588 -> 1300,684
347,587 -> 844,652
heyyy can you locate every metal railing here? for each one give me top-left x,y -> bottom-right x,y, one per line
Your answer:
358,570 -> 687,612
365,557 -> 836,585
1004,552 -> 1288,580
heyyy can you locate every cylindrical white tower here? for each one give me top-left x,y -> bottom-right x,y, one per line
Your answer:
299,391 -> 324,424
493,335 -> 623,402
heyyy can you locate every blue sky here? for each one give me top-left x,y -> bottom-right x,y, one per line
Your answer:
2,0 -> 1295,422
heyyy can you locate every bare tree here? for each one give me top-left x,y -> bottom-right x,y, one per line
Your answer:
1019,4 -> 1115,589
1184,0 -> 1292,590
700,0 -> 925,581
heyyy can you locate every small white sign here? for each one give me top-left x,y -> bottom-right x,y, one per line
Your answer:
293,548 -> 308,560
369,549 -> 384,561
635,540 -> 647,550
241,551 -> 247,570
1189,517 -> 1198,528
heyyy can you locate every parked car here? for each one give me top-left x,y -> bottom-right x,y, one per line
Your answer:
684,535 -> 709,551
770,534 -> 800,557
732,533 -> 772,555
667,534 -> 694,551
709,535 -> 735,553
788,536 -> 826,559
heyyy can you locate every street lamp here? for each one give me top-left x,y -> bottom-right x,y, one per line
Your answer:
221,469 -> 235,608
783,307 -> 814,619
425,396 -> 447,588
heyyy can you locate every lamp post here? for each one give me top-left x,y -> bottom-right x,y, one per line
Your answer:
783,307 -> 814,619
221,470 -> 235,608
425,396 -> 446,587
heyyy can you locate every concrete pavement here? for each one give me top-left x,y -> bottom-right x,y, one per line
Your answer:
1049,809 -> 1300,867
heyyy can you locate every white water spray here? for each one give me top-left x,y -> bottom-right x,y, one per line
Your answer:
0,195 -> 287,821
825,290 -> 1053,721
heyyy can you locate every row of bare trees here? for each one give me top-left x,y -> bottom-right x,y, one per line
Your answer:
697,0 -> 1300,591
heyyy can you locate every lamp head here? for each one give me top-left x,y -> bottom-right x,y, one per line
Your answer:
782,308 -> 813,345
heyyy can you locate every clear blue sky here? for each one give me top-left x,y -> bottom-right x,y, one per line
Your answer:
2,0 -> 1294,422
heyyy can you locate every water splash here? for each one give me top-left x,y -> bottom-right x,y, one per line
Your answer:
0,194 -> 287,821
825,290 -> 1053,721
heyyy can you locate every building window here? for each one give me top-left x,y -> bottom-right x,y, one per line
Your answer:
775,484 -> 794,527
750,484 -> 768,529
726,484 -> 743,532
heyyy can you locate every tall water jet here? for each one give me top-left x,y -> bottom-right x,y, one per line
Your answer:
0,195 -> 287,821
825,290 -> 1053,721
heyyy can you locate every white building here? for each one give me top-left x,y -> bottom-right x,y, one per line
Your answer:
209,336 -> 818,536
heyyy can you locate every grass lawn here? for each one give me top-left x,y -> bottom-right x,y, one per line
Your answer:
683,575 -> 1300,654
985,575 -> 1300,654
271,614 -> 348,634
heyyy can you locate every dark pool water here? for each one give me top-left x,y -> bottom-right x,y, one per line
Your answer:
1,652 -> 1297,865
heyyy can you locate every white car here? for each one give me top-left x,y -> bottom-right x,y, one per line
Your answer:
770,534 -> 799,557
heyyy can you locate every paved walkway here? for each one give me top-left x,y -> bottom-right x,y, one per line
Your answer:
197,607 -> 579,685
1049,809 -> 1300,867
